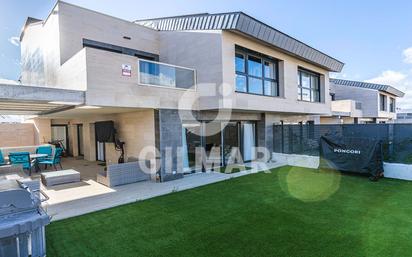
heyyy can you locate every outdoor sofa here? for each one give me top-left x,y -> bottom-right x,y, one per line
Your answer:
97,160 -> 150,187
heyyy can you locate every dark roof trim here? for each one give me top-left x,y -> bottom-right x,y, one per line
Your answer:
20,17 -> 43,41
135,12 -> 344,72
330,78 -> 405,97
83,38 -> 159,61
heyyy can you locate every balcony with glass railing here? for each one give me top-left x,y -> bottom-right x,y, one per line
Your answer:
138,59 -> 196,90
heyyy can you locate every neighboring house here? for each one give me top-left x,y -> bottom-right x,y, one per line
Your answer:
321,79 -> 404,124
0,1 -> 344,181
396,110 -> 412,123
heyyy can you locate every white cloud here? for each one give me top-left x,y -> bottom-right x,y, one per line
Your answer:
8,36 -> 20,46
369,47 -> 412,110
365,70 -> 412,110
365,70 -> 407,85
403,47 -> 412,64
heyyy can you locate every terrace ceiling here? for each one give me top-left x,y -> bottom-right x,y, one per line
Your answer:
0,83 -> 85,115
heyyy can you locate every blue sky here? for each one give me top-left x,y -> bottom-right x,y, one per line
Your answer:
1,0 -> 412,108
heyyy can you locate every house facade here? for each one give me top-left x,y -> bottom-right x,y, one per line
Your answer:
396,111 -> 412,123
321,78 -> 404,124
2,1 -> 345,181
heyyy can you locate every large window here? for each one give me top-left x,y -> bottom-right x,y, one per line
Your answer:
389,97 -> 395,112
297,69 -> 320,102
235,47 -> 279,96
380,94 -> 387,111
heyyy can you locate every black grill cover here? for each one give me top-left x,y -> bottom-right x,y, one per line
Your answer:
95,121 -> 115,142
319,136 -> 383,177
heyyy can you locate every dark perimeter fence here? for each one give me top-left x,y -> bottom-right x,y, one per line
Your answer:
273,123 -> 412,164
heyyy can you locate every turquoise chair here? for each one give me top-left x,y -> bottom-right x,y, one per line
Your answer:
8,152 -> 35,175
0,150 -> 5,166
39,148 -> 63,170
36,145 -> 53,162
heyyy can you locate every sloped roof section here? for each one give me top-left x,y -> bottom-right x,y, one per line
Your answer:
330,78 -> 405,97
135,12 -> 344,72
20,17 -> 43,41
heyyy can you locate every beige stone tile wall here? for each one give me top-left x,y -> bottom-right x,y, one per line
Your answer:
43,110 -> 157,167
58,2 -> 159,65
0,123 -> 36,147
29,118 -> 52,145
219,31 -> 331,115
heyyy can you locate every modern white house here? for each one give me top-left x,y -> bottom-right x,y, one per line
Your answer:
321,78 -> 404,124
0,1 -> 345,181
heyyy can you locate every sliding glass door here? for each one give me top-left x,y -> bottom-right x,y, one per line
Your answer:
182,124 -> 202,173
242,122 -> 256,162
51,125 -> 69,153
96,141 -> 105,162
223,122 -> 240,165
77,124 -> 84,156
181,121 -> 257,173
204,122 -> 222,170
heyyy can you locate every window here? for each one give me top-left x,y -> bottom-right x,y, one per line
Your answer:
235,75 -> 247,92
297,69 -> 321,102
249,77 -> 263,94
390,97 -> 396,112
235,47 -> 279,96
248,55 -> 262,77
235,53 -> 245,73
380,94 -> 387,111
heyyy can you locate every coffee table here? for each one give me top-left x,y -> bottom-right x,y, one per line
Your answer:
41,169 -> 80,186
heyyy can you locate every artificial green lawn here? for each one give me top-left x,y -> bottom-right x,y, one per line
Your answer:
46,166 -> 412,257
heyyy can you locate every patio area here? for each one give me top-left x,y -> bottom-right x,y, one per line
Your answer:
41,157 -> 105,180
37,157 -> 284,220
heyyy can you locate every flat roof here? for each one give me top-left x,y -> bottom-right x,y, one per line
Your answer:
330,78 -> 405,97
0,83 -> 85,115
136,12 -> 344,72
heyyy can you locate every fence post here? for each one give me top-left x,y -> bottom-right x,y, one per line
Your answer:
288,126 -> 293,154
281,122 -> 284,153
388,123 -> 394,159
299,122 -> 303,154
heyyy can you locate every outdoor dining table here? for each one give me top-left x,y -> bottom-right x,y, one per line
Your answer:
29,153 -> 48,159
29,153 -> 48,173
5,153 -> 48,173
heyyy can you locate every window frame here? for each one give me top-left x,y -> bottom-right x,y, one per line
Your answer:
235,46 -> 279,97
389,97 -> 396,113
297,68 -> 321,103
380,94 -> 387,111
